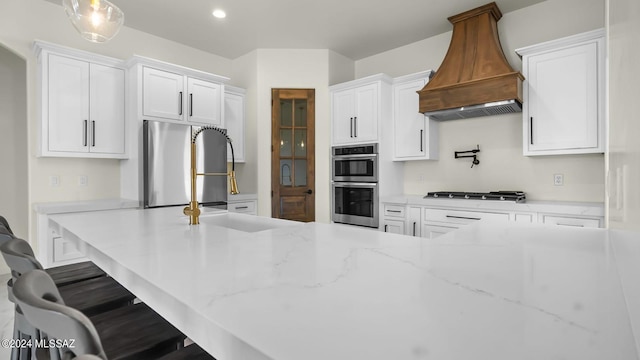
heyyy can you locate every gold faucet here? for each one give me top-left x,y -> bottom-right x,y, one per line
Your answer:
183,126 -> 239,225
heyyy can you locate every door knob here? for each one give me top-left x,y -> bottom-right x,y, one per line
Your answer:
306,189 -> 313,194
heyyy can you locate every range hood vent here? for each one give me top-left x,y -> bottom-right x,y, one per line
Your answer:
418,2 -> 524,120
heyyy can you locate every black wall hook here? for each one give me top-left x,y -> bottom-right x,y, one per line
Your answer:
455,145 -> 481,168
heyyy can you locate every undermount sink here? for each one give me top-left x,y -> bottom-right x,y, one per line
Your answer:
199,212 -> 301,233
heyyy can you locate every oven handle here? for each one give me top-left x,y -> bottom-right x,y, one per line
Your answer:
332,153 -> 378,159
333,182 -> 378,188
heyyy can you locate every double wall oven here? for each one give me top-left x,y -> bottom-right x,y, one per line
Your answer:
331,143 -> 379,228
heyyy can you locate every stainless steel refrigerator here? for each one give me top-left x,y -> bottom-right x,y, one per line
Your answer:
143,120 -> 228,209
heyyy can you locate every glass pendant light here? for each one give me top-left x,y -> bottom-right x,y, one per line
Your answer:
62,0 -> 124,43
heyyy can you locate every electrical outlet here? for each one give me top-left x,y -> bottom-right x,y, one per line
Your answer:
49,176 -> 60,187
78,175 -> 88,187
554,174 -> 564,186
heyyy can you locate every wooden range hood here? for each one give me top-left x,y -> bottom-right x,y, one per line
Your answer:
418,2 -> 524,121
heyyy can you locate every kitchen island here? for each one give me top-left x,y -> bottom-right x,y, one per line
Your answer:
48,207 -> 640,360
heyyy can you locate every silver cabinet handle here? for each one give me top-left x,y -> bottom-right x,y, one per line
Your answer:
530,117 -> 533,145
189,93 -> 193,117
350,117 -> 354,137
387,210 -> 402,213
354,116 -> 357,137
179,91 -> 183,115
234,206 -> 249,210
557,223 -> 584,227
413,222 -> 416,236
420,129 -> 424,152
91,120 -> 96,147
83,120 -> 88,146
446,215 -> 481,221
384,225 -> 388,232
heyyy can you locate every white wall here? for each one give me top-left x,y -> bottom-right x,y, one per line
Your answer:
0,0 -> 233,247
606,0 -> 640,229
0,46 -> 28,275
355,0 -> 606,202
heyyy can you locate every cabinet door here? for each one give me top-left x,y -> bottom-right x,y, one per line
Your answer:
225,91 -> 245,162
143,67 -> 184,121
393,78 -> 428,159
382,219 -> 404,234
407,206 -> 422,237
187,77 -> 222,126
48,54 -> 90,153
353,83 -> 378,142
422,223 -> 460,239
89,64 -> 125,154
332,89 -> 355,144
526,42 -> 599,153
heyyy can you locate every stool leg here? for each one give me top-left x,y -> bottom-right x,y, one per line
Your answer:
11,326 -> 19,360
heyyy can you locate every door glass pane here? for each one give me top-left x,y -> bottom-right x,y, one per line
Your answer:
280,100 -> 292,126
294,129 -> 307,157
280,129 -> 292,156
294,99 -> 307,127
294,159 -> 307,186
280,159 -> 292,186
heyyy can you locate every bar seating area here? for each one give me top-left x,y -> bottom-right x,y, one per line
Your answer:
0,215 -> 215,360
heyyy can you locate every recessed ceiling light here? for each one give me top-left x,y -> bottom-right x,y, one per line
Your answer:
212,9 -> 226,19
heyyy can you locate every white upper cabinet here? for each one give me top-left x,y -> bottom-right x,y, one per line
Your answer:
89,63 -> 126,155
188,77 -> 222,125
330,74 -> 391,145
517,29 -> 605,156
392,71 -> 438,161
225,85 -> 246,163
134,57 -> 228,127
142,67 -> 184,121
36,42 -> 126,159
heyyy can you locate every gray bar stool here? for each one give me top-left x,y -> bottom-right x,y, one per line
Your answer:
14,270 -> 214,360
1,237 -> 132,360
1,237 -> 135,317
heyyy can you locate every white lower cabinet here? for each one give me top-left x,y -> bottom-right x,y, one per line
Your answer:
422,208 -> 509,239
228,199 -> 257,215
540,215 -> 601,228
422,223 -> 460,239
380,200 -> 603,238
52,235 -> 84,263
383,219 -> 405,234
407,206 -> 422,237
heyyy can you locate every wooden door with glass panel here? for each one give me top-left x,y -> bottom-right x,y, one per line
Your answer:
271,89 -> 315,222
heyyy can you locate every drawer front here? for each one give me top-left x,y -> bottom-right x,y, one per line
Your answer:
52,237 -> 84,263
228,200 -> 257,214
542,215 -> 601,228
384,204 -> 406,218
424,208 -> 509,224
513,213 -> 535,223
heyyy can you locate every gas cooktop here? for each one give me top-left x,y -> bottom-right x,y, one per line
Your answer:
424,191 -> 526,203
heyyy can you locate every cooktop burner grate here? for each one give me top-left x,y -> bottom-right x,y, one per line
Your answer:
424,191 -> 526,203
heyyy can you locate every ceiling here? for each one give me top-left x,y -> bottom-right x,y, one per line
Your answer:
48,0 -> 546,60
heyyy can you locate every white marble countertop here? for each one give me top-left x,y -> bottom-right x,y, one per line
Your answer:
382,195 -> 604,217
48,207 -> 638,360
